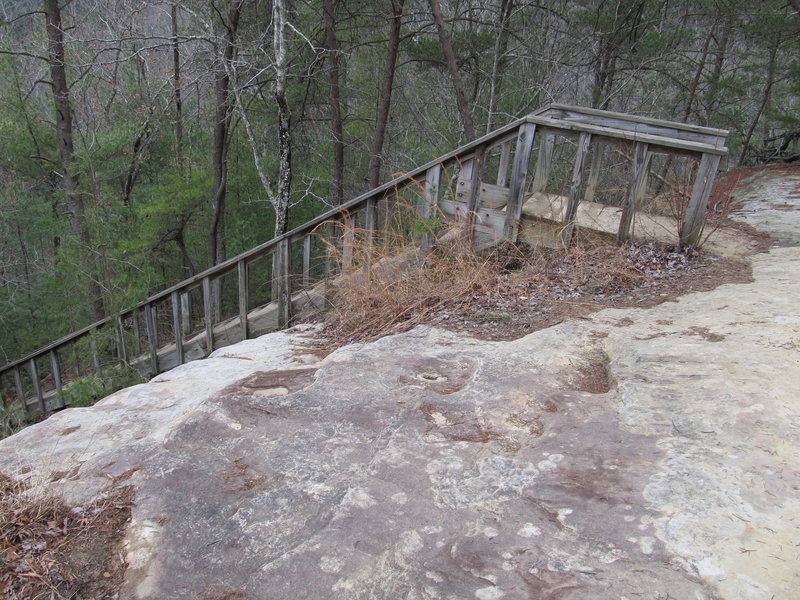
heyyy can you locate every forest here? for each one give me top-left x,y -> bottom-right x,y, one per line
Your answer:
0,0 -> 798,367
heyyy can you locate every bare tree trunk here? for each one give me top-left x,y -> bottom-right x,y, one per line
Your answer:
43,0 -> 104,322
323,0 -> 344,205
428,0 -> 476,141
704,18 -> 731,126
273,0 -> 292,236
171,1 -> 184,168
740,41 -> 779,164
485,0 -> 514,134
682,28 -> 713,122
210,0 -> 243,268
367,0 -> 405,190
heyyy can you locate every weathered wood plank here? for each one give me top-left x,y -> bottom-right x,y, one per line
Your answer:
341,212 -> 354,271
503,122 -> 537,240
562,132 -> 592,245
531,133 -> 554,194
238,260 -> 248,341
302,234 -> 312,288
131,312 -> 142,355
29,358 -> 44,413
541,104 -> 728,146
202,277 -> 214,354
144,302 -> 159,374
180,292 -> 191,335
497,141 -> 512,187
465,146 -> 485,244
171,291 -> 184,366
528,116 -> 727,156
583,141 -> 603,203
116,317 -> 128,365
275,239 -> 291,329
13,366 -> 27,416
681,153 -> 721,247
618,142 -> 652,241
422,164 -> 441,250
49,350 -> 62,395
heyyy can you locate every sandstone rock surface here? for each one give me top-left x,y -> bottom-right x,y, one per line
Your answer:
1,170 -> 798,600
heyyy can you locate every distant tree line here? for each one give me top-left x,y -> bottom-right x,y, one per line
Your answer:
0,0 -> 797,364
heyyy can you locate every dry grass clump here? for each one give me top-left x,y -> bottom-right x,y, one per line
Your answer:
321,227 -> 497,345
0,472 -> 132,599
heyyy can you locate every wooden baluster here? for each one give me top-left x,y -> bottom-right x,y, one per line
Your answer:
364,198 -> 377,250
583,141 -> 603,203
171,291 -> 184,366
13,366 -> 28,417
144,303 -> 159,374
49,350 -> 62,406
561,132 -> 592,246
531,133 -> 554,194
116,317 -> 128,365
181,292 -> 191,335
618,142 -> 652,241
341,212 -> 354,271
238,260 -> 248,341
29,358 -> 44,413
202,277 -> 214,354
503,123 -> 537,241
275,239 -> 291,329
681,153 -> 721,247
90,338 -> 100,373
496,141 -> 512,187
465,147 -> 485,246
421,164 -> 441,250
302,234 -> 312,288
132,311 -> 142,355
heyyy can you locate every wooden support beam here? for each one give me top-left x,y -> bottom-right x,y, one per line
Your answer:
561,132 -> 592,246
681,153 -> 721,247
132,311 -> 142,355
90,338 -> 100,373
238,260 -> 248,341
171,291 -> 184,366
531,133 -> 554,194
202,277 -> 214,355
13,366 -> 27,417
144,303 -> 159,373
116,317 -> 128,365
497,141 -> 511,187
29,358 -> 44,413
583,141 -> 603,203
49,349 -> 62,395
465,146 -> 485,245
618,142 -> 652,241
275,239 -> 291,329
341,212 -> 354,271
503,123 -> 537,241
421,164 -> 441,250
180,292 -> 191,335
364,199 -> 377,249
302,234 -> 312,288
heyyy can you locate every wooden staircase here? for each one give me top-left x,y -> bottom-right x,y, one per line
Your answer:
0,104 -> 728,419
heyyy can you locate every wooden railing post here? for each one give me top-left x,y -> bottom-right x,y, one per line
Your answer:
496,140 -> 512,187
180,292 -> 191,335
202,277 -> 214,355
562,132 -> 592,246
618,142 -> 652,241
13,366 -> 28,417
144,303 -> 159,374
583,141 -> 603,203
29,358 -> 44,413
238,260 -> 248,341
465,147 -> 485,246
503,123 -> 536,241
681,153 -> 721,247
275,239 -> 291,329
116,317 -> 128,365
171,291 -> 184,366
49,350 -> 62,406
421,164 -> 441,250
531,133 -> 554,194
302,235 -> 312,288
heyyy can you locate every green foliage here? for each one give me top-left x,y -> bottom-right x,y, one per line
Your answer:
52,364 -> 143,409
